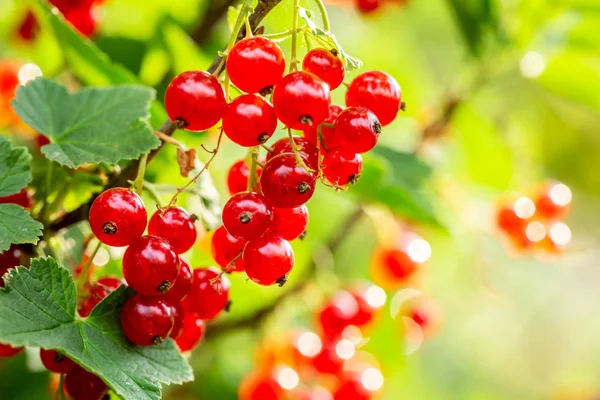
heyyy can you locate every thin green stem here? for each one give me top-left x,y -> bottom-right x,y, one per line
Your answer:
76,241 -> 101,289
56,374 -> 66,400
133,153 -> 148,195
142,181 -> 163,207
260,29 -> 295,41
313,0 -> 331,31
290,0 -> 301,72
42,232 -> 57,259
287,128 -> 314,173
214,0 -> 254,75
247,146 -> 260,192
46,177 -> 72,218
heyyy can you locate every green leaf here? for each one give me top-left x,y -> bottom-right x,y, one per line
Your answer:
352,147 -> 440,226
0,137 -> 32,197
158,18 -> 213,74
0,258 -> 193,400
0,205 -> 43,252
12,78 -> 160,169
298,7 -> 362,71
445,0 -> 503,57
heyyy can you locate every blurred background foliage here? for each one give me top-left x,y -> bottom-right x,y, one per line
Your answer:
1,0 -> 600,399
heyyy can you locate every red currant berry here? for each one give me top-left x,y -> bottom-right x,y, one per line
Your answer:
17,11 -> 40,42
64,7 -> 97,37
318,291 -> 359,338
260,154 -> 317,208
120,294 -> 175,345
223,192 -> 273,241
239,371 -> 284,400
346,70 -> 401,126
243,236 -> 294,286
161,258 -> 193,302
165,70 -> 226,131
65,366 -> 109,400
223,94 -> 278,146
312,339 -> 349,375
0,188 -> 32,209
175,313 -> 206,352
322,149 -> 362,186
266,137 -> 319,170
148,206 -> 197,254
88,188 -> 147,247
348,283 -> 386,327
0,343 -> 23,357
333,373 -> 373,400
331,106 -> 381,153
268,205 -> 308,241
211,226 -> 246,272
302,48 -> 345,90
356,0 -> 381,14
303,104 -> 343,150
122,236 -> 180,296
272,71 -> 331,130
182,267 -> 230,320
534,181 -> 572,220
169,301 -> 185,339
0,245 -> 25,288
228,160 -> 250,195
40,349 -> 76,374
226,37 -> 285,94
78,276 -> 122,317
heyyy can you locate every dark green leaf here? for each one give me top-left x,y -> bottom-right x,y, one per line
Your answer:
12,78 -> 160,169
0,137 -> 32,197
0,258 -> 193,400
0,204 -> 43,252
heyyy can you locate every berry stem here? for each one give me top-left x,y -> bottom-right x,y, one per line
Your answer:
287,127 -> 315,173
56,373 -> 66,400
153,130 -> 185,149
210,253 -> 242,285
213,0 -> 254,76
260,28 -> 295,41
142,181 -> 163,208
247,146 -> 260,192
260,143 -> 274,153
290,0 -> 301,72
133,153 -> 148,196
313,0 -> 331,31
76,241 -> 102,291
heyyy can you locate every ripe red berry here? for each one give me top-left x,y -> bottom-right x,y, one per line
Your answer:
331,106 -> 381,153
243,235 -> 294,286
322,149 -> 362,186
169,301 -> 185,340
182,267 -> 230,320
17,11 -> 39,41
223,94 -> 278,146
120,294 -> 175,346
175,313 -> 206,352
260,154 -> 317,208
228,160 -> 252,195
0,343 -> 23,357
122,236 -> 180,295
348,284 -> 386,327
161,258 -> 193,302
223,192 -> 273,241
88,188 -> 147,247
148,206 -> 197,254
64,7 -> 97,37
0,188 -> 32,209
211,226 -> 247,272
40,349 -> 76,374
0,245 -> 24,288
312,339 -> 348,375
356,0 -> 381,14
303,104 -> 343,150
333,373 -> 372,400
266,137 -> 319,170
78,276 -> 122,317
165,70 -> 227,131
239,371 -> 284,400
226,37 -> 285,94
318,291 -> 359,338
272,71 -> 331,130
346,70 -> 401,126
533,181 -> 572,220
65,366 -> 109,400
268,205 -> 309,241
302,48 -> 345,90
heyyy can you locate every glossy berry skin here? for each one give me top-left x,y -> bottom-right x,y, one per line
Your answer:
161,258 -> 193,302
182,267 -> 230,320
64,7 -> 97,37
211,226 -> 246,272
239,371 -> 283,400
120,294 -> 175,346
243,236 -> 294,286
169,301 -> 185,339
303,104 -> 343,150
302,48 -> 345,90
65,366 -> 109,400
272,71 -> 331,130
346,71 -> 401,126
331,107 -> 381,154
348,284 -> 384,327
534,182 -> 571,220
318,291 -> 359,338
165,70 -> 227,131
333,374 -> 371,400
223,192 -> 273,241
260,154 -> 317,208
228,160 -> 251,195
226,37 -> 285,94
148,206 -> 197,254
0,343 -> 23,357
175,313 -> 206,352
223,94 -> 278,146
0,188 -> 32,209
266,137 -> 319,170
88,188 -> 147,247
40,349 -> 76,374
0,245 -> 24,288
122,236 -> 180,296
356,0 -> 381,14
78,276 -> 122,317
322,149 -> 362,186
269,205 -> 309,241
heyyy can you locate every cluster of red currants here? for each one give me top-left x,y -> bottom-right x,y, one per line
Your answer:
239,283 -> 387,400
351,0 -> 410,15
17,0 -> 103,41
165,34 -> 402,287
496,181 -> 572,255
